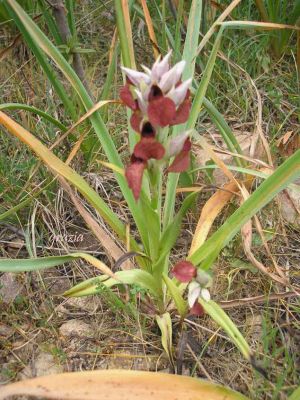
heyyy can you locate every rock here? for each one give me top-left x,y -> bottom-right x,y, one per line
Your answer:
0,273 -> 22,304
19,352 -> 63,380
56,297 -> 101,316
59,319 -> 93,338
104,350 -> 168,371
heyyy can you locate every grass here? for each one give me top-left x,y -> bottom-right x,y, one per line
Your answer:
0,1 -> 299,399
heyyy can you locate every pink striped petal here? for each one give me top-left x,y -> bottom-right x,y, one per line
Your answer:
167,78 -> 192,106
159,60 -> 186,93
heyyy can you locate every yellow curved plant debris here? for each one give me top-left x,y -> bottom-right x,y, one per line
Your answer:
0,369 -> 249,400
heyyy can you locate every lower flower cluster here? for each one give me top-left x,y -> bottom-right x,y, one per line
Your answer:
172,260 -> 212,316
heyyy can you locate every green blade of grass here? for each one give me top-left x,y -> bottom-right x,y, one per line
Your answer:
64,269 -> 162,299
114,0 -> 135,68
199,299 -> 251,361
202,97 -> 245,167
5,2 -> 77,120
163,274 -> 187,317
0,253 -> 113,278
0,103 -> 67,131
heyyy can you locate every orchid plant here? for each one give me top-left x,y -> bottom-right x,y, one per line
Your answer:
1,0 -> 300,375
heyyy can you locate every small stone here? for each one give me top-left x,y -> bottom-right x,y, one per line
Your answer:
19,352 -> 63,380
59,319 -> 93,338
0,273 -> 23,304
64,297 -> 101,313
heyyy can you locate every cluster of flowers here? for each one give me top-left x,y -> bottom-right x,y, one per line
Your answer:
172,260 -> 212,316
120,51 -> 192,200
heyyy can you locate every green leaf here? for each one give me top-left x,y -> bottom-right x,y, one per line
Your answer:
189,149 -> 300,268
163,274 -> 187,317
0,253 -> 113,278
199,299 -> 251,361
156,193 -> 197,272
0,103 -> 67,132
182,0 -> 202,79
156,312 -> 174,366
288,386 -> 300,400
64,269 -> 162,299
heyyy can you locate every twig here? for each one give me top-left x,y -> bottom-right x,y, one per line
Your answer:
218,291 -> 299,309
187,343 -> 213,381
48,1 -> 93,99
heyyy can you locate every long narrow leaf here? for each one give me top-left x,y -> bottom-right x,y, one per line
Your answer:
199,299 -> 251,361
189,149 -> 300,267
5,3 -> 77,120
0,253 -> 114,278
0,103 -> 67,131
64,269 -> 162,299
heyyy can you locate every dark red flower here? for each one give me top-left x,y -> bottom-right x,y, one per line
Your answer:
125,155 -> 146,201
170,98 -> 191,126
189,302 -> 205,316
172,260 -> 197,283
130,110 -> 143,133
120,84 -> 137,110
167,138 -> 192,173
133,138 -> 165,161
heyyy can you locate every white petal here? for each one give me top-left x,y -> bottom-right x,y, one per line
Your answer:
121,67 -> 151,86
188,281 -> 201,308
167,131 -> 191,157
151,50 -> 172,82
159,60 -> 186,93
167,78 -> 192,106
134,89 -> 147,114
200,288 -> 211,302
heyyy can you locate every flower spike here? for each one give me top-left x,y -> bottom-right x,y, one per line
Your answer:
120,52 -> 193,200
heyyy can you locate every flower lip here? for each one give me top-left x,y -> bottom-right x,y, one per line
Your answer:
133,138 -> 165,161
125,156 -> 146,201
172,260 -> 197,283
